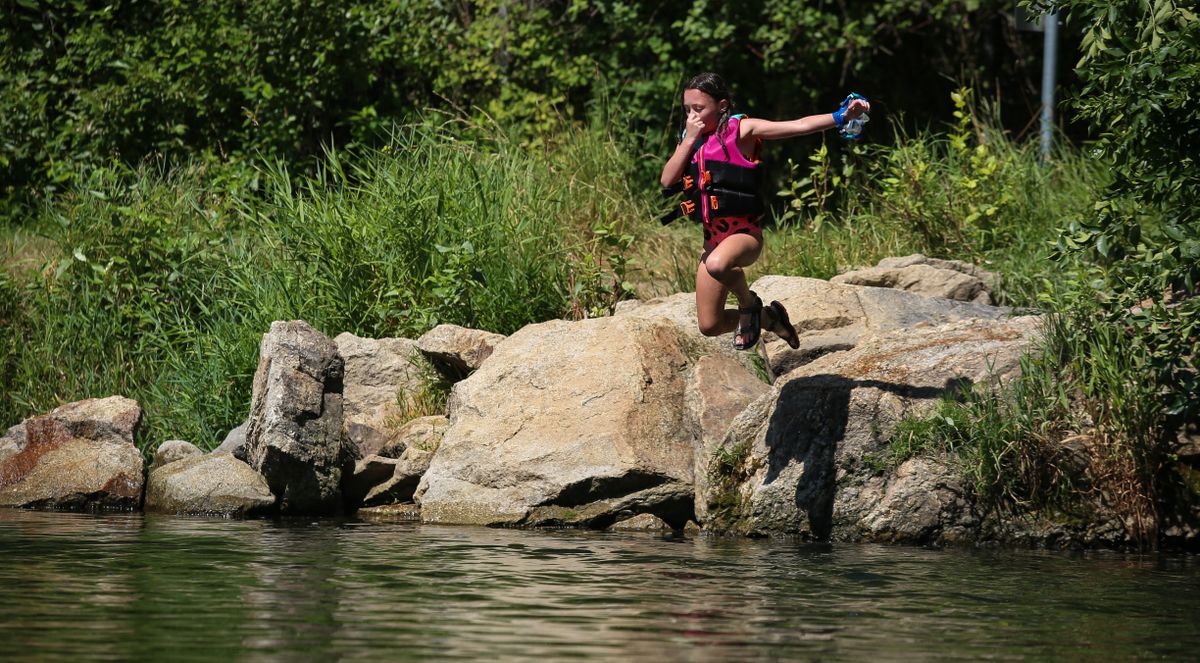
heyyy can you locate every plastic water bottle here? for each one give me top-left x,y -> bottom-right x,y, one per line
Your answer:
841,112 -> 869,140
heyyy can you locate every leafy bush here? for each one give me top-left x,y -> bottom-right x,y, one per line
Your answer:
880,2 -> 1198,547
756,89 -> 1108,306
1,0 -> 1070,214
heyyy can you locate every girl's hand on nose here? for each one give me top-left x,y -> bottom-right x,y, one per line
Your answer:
685,113 -> 706,140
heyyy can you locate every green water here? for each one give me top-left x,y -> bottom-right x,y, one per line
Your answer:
0,510 -> 1196,662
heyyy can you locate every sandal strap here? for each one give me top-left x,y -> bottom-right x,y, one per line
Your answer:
737,292 -> 762,314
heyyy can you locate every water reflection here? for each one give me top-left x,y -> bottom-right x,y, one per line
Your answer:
0,510 -> 1197,662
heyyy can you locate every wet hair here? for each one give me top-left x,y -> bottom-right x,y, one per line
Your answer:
680,72 -> 736,158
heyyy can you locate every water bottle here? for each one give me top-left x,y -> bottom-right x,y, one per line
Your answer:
841,112 -> 869,140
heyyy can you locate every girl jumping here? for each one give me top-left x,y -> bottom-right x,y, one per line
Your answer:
659,72 -> 870,351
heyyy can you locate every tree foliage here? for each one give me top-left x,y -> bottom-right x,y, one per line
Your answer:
2,0 -> 1059,208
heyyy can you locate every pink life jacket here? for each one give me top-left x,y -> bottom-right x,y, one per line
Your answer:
662,115 -> 763,226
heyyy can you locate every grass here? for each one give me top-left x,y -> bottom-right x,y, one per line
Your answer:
4,92 -> 1149,549
1,115 -> 655,450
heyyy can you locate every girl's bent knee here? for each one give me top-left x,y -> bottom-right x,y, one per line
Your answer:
697,321 -> 724,337
704,256 -> 732,281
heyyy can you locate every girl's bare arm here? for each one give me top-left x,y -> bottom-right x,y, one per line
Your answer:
738,115 -> 835,141
660,137 -> 699,188
739,99 -> 869,141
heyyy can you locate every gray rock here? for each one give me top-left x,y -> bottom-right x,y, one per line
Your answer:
0,423 -> 25,463
749,275 -> 1010,375
345,445 -> 435,508
415,324 -> 506,381
243,320 -> 357,515
334,332 -> 425,457
611,513 -> 673,531
415,316 -> 699,528
152,440 -> 201,471
686,355 -> 771,524
832,254 -> 997,305
144,452 -> 275,516
702,316 -> 1042,542
377,415 -> 448,459
840,457 -> 978,544
216,421 -> 248,459
0,396 -> 144,510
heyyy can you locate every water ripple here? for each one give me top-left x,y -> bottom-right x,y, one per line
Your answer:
0,510 -> 1197,661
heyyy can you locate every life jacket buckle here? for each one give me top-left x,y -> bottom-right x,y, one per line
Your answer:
702,171 -> 712,185
680,200 -> 696,215
710,195 -> 719,210
683,175 -> 695,191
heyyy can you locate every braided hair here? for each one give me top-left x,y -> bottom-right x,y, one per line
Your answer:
680,72 -> 736,160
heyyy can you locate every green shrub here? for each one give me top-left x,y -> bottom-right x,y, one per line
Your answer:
759,89 -> 1108,306
2,118 -> 650,448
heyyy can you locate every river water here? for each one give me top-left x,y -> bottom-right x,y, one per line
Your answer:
0,510 -> 1196,662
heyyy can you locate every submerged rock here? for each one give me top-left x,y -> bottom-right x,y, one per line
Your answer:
243,320 -> 357,515
0,396 -> 144,511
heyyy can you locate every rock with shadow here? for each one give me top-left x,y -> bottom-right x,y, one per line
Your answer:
702,315 -> 1041,544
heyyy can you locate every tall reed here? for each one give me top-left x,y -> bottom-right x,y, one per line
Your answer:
2,117 -> 653,449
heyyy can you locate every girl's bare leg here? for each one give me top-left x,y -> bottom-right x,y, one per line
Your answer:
694,233 -> 763,344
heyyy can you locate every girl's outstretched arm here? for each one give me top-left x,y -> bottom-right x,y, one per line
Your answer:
739,98 -> 869,141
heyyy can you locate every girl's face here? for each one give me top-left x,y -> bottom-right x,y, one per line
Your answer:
682,88 -> 727,135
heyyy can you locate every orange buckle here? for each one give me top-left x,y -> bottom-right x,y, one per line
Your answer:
683,175 -> 695,190
710,195 -> 719,210
680,200 -> 696,215
702,171 -> 712,185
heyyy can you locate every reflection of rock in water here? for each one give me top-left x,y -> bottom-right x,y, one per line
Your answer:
234,522 -> 345,658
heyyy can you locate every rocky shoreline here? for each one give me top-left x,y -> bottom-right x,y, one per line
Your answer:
0,256 -> 1150,548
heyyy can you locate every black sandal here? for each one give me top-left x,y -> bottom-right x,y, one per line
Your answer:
733,293 -> 763,351
764,300 -> 801,349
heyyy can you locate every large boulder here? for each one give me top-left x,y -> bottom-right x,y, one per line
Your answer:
243,320 -> 357,515
831,254 -> 998,305
415,324 -> 506,382
701,315 -> 1042,543
144,452 -> 275,516
334,332 -> 425,457
0,396 -> 144,510
750,275 -> 1011,377
613,292 -> 756,370
415,316 -> 700,528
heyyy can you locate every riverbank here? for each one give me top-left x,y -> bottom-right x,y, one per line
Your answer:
5,254 -> 1193,550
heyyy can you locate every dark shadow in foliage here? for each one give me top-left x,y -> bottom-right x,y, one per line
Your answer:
762,374 -> 972,538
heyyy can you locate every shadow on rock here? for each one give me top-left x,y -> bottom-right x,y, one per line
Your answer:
761,374 -> 971,539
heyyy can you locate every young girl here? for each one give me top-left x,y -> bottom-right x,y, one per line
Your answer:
659,72 -> 870,350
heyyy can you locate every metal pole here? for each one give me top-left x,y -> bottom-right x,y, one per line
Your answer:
1040,12 -> 1059,162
